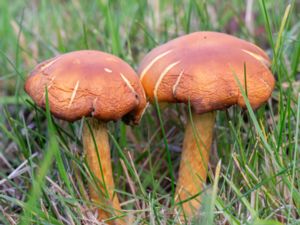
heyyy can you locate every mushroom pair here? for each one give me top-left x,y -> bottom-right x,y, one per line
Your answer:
138,32 -> 275,220
25,32 -> 275,224
25,50 -> 146,224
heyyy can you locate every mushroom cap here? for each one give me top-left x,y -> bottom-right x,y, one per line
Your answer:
138,32 -> 275,113
25,50 -> 146,124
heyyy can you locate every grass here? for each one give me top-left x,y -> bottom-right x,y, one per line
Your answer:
0,0 -> 300,224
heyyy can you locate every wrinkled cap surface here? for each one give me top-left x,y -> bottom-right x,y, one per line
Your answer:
138,32 -> 275,113
25,50 -> 146,124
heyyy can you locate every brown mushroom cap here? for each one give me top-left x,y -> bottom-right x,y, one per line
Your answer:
138,32 -> 275,113
25,50 -> 146,124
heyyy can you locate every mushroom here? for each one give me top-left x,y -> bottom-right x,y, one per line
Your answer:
24,50 -> 146,224
137,32 -> 275,219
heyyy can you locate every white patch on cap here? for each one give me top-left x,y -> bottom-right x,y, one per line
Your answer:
140,49 -> 173,81
242,49 -> 270,68
42,76 -> 56,99
120,73 -> 136,94
138,102 -> 149,120
106,57 -> 118,62
40,56 -> 61,72
154,60 -> 180,99
47,76 -> 56,90
172,69 -> 184,96
104,68 -> 112,73
259,77 -> 272,91
68,81 -> 80,108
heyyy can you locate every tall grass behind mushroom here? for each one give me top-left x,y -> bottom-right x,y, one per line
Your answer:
0,1 -> 299,224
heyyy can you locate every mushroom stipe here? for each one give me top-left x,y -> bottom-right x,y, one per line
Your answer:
83,119 -> 124,223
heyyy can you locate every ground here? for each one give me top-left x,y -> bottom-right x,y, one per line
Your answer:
0,1 -> 299,224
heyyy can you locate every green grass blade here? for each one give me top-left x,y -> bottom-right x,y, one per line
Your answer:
287,94 -> 300,223
19,89 -> 59,225
154,98 -> 175,206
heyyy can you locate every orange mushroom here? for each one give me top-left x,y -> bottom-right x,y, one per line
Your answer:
138,32 -> 275,220
25,50 -> 146,224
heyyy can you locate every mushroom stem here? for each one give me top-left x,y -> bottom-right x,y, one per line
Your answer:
83,118 -> 126,225
175,111 -> 216,219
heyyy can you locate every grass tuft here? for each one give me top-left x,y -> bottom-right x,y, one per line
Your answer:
0,1 -> 299,224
